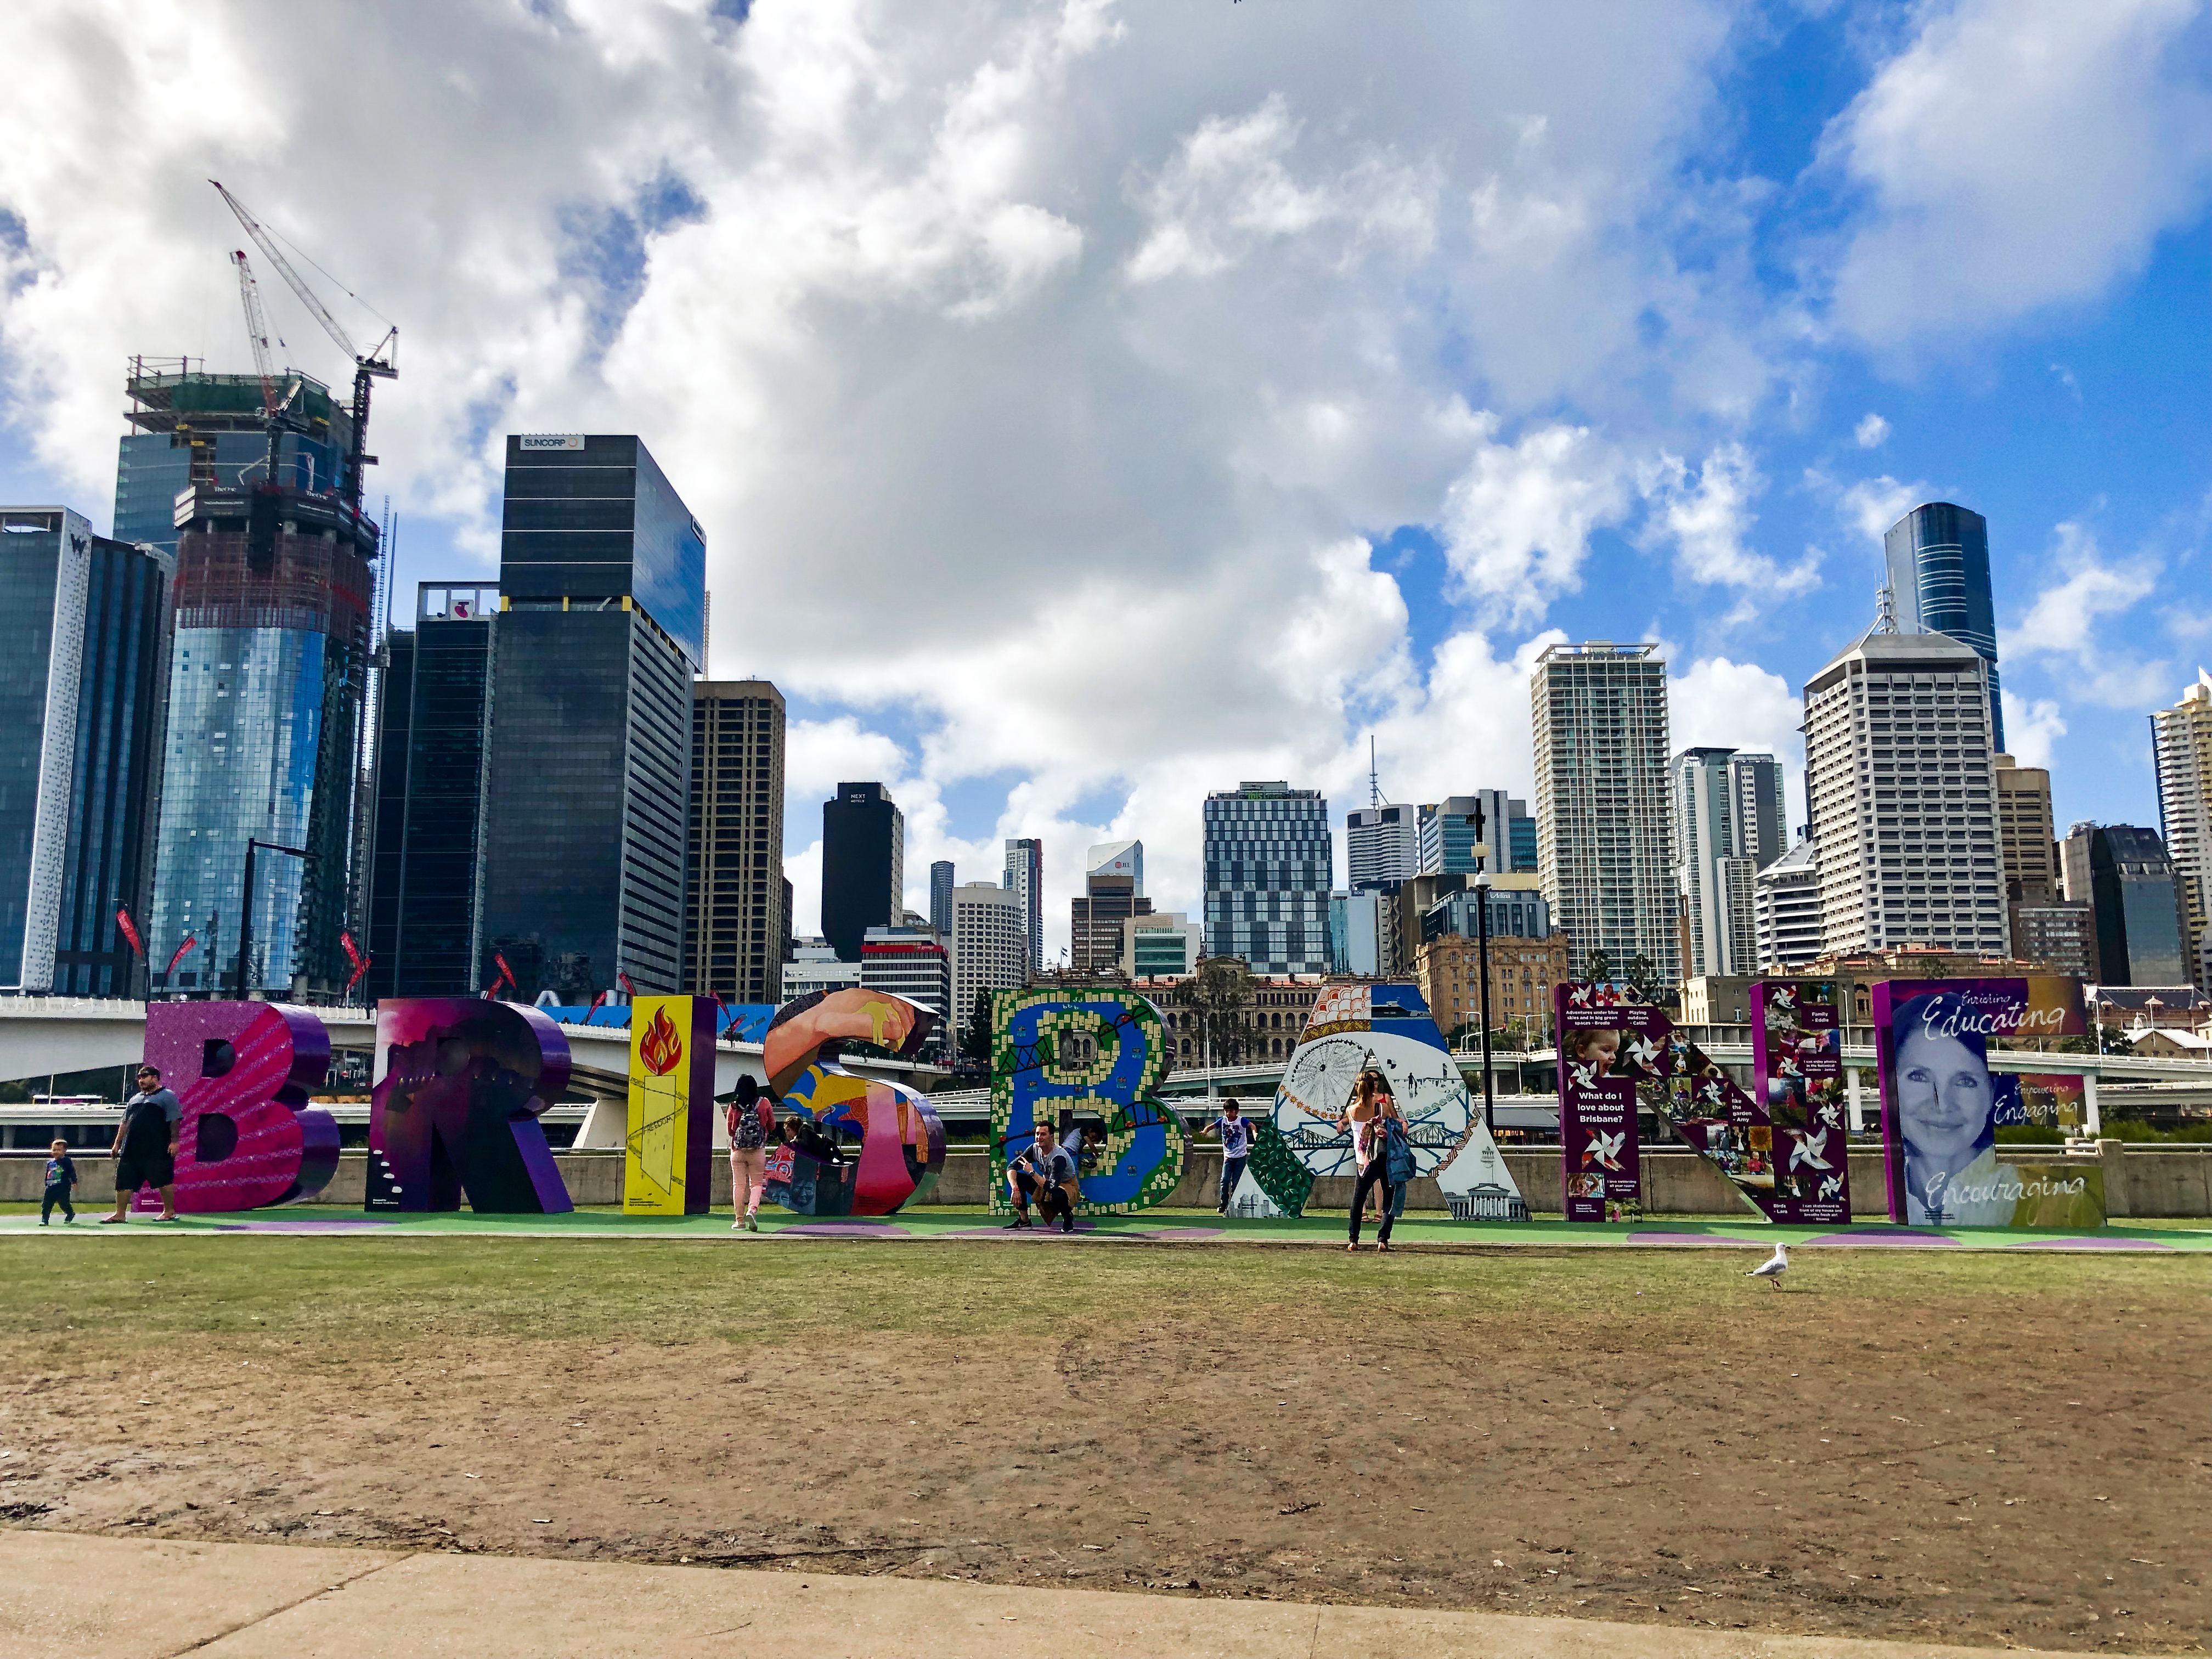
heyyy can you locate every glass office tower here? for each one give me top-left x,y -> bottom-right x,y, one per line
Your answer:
473,435 -> 703,1002
1202,781 -> 1332,974
821,782 -> 904,963
1884,501 -> 2005,752
0,507 -> 172,994
364,584 -> 498,998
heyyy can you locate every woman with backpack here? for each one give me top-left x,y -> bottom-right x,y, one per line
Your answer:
1340,1069 -> 1404,1252
726,1074 -> 775,1232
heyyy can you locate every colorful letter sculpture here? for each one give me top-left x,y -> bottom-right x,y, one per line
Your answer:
1266,983 -> 1525,1220
624,995 -> 715,1215
366,998 -> 574,1214
760,986 -> 945,1216
1554,981 -> 1852,1225
1875,977 -> 2101,1228
129,1002 -> 340,1214
989,987 -> 1186,1215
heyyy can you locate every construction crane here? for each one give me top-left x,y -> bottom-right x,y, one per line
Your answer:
211,180 -> 397,516
229,248 -> 305,493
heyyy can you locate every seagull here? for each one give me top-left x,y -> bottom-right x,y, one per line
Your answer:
1747,1244 -> 1789,1288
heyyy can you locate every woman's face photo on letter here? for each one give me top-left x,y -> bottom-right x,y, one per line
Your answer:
1897,1025 -> 1993,1163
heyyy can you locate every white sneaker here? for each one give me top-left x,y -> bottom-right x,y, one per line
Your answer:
746,1212 -> 759,1232
731,1218 -> 744,1231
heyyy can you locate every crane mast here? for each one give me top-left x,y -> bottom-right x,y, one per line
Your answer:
211,180 -> 396,517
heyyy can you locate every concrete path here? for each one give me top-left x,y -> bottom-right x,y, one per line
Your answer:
1,1531 -> 2111,1659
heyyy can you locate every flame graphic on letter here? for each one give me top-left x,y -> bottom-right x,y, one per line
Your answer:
640,1005 -> 684,1076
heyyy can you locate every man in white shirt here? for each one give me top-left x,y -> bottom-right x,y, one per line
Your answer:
1203,1101 -> 1255,1215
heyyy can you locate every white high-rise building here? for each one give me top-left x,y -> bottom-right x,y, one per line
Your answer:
1753,839 -> 1822,969
1672,747 -> 1787,978
1532,643 -> 1678,983
1346,805 -> 1420,887
949,882 -> 1027,1035
1802,629 -> 2007,957
1001,837 -> 1042,975
2152,669 -> 2212,986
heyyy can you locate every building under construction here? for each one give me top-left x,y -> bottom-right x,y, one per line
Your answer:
132,359 -> 381,997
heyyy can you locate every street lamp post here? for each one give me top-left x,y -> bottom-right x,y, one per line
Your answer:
1473,868 -> 1495,1136
235,837 -> 317,1000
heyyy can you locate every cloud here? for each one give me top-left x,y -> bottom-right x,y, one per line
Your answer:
2000,692 -> 2066,768
1822,0 -> 2212,345
1437,417 -> 1632,625
2007,518 -> 2167,708
1853,411 -> 1889,448
1124,93 -> 1434,283
1833,473 -> 1925,545
1638,441 -> 1819,611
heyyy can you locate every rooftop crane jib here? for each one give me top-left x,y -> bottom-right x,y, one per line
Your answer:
229,249 -> 307,529
211,180 -> 396,520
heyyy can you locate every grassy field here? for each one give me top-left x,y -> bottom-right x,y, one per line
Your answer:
1,1237 -> 2207,1653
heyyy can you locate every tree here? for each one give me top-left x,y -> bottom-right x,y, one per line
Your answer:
1623,951 -> 1670,1007
961,990 -> 996,1068
1582,946 -> 1613,988
1173,956 -> 1254,1068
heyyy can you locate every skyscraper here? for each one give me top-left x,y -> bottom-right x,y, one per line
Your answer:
1671,747 -> 1786,979
1802,628 -> 2007,958
1531,644 -> 1678,983
1,507 -> 172,995
949,881 -> 1026,1036
142,367 -> 381,997
1346,805 -> 1420,886
471,435 -> 703,1003
1071,839 -> 1152,973
1751,838 -> 1821,970
364,582 -> 498,998
1201,782 -> 1331,974
1884,502 -> 2005,751
1419,792 -> 1532,876
2062,823 -> 2190,986
822,782 -> 904,962
2151,670 -> 2212,986
685,679 -> 787,1005
928,860 -> 955,937
1002,837 -> 1043,973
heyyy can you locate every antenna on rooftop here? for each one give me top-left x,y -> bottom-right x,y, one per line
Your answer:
1875,582 -> 1899,634
1369,735 -> 1381,808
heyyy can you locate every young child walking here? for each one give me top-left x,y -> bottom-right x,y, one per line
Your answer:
41,1139 -> 77,1225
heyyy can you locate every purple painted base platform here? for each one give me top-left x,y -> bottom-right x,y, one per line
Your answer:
2007,1234 -> 2172,1250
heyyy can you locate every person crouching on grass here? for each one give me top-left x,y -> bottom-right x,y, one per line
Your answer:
1339,1069 -> 1401,1252
1005,1122 -> 1078,1232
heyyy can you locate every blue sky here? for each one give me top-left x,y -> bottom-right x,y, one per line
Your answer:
2,0 -> 2208,956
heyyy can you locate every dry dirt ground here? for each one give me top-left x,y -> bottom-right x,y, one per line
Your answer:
1,1236 -> 2207,1654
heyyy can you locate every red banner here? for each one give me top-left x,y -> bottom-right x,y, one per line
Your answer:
115,909 -> 146,961
340,930 -> 369,991
164,934 -> 198,977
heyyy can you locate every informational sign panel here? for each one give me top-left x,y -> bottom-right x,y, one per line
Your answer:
624,995 -> 715,1215
1873,977 -> 2101,1228
1554,981 -> 1857,1225
1554,986 -> 1664,1222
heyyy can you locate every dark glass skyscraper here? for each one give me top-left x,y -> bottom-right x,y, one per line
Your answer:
475,435 -> 704,1002
821,782 -> 903,962
0,507 -> 172,994
365,583 -> 497,998
1884,501 -> 2005,752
